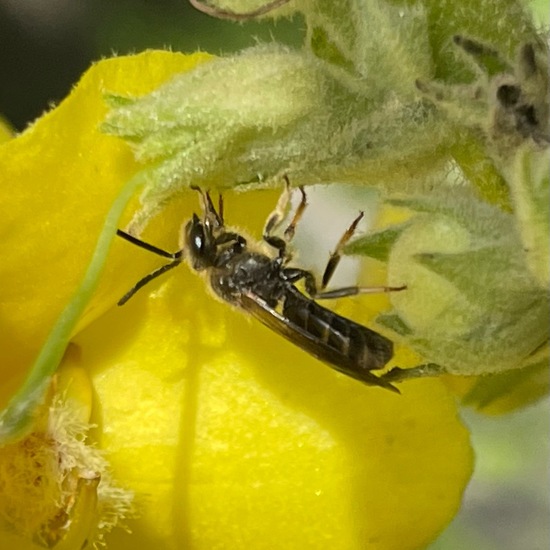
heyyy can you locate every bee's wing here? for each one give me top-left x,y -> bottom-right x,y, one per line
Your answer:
239,291 -> 399,393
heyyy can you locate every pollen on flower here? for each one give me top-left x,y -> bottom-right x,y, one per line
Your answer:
0,390 -> 133,548
0,428 -> 61,541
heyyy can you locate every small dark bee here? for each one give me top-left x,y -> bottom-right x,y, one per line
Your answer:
117,184 -> 406,392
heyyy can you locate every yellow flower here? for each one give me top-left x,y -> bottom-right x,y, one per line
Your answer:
0,51 -> 472,549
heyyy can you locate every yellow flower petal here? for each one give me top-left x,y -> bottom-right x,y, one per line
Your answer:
0,50 -> 211,412
0,115 -> 14,143
1,51 -> 473,548
74,259 -> 473,549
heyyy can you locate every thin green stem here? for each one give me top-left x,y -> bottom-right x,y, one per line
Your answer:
0,172 -> 148,445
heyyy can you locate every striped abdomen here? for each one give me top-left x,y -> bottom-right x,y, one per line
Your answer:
281,286 -> 393,374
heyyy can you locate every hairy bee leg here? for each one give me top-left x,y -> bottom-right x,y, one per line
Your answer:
283,185 -> 307,241
263,176 -> 307,259
282,267 -> 406,299
218,193 -> 224,225
281,267 -> 318,295
215,232 -> 246,246
321,211 -> 364,289
379,363 -> 444,384
214,231 -> 247,256
312,284 -> 407,300
263,175 -> 293,243
264,176 -> 291,235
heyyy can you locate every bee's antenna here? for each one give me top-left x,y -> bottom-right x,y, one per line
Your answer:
116,229 -> 184,305
190,185 -> 224,228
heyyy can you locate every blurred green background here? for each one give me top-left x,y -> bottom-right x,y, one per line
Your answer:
0,1 -> 548,548
1,0 -> 547,131
430,400 -> 549,550
0,0 -> 303,131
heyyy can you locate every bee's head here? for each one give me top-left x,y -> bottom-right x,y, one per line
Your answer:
185,213 -> 217,271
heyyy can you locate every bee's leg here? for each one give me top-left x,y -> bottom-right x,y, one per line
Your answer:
281,268 -> 318,296
263,176 -> 292,242
263,176 -> 307,260
304,211 -> 407,298
282,268 -> 405,300
214,231 -> 247,256
218,193 -> 225,225
311,284 -> 407,300
282,184 -> 308,242
215,232 -> 246,246
379,363 -> 445,384
320,211 -> 364,290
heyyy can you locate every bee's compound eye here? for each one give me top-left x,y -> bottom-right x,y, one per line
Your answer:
186,214 -> 206,254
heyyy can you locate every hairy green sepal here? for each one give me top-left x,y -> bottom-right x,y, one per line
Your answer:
370,190 -> 549,376
103,0 -> 548,391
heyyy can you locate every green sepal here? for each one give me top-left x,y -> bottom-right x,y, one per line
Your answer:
375,311 -> 413,337
506,146 -> 550,286
345,222 -> 412,262
383,187 -> 549,376
414,247 -> 542,302
103,94 -> 137,108
462,356 -> 550,412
